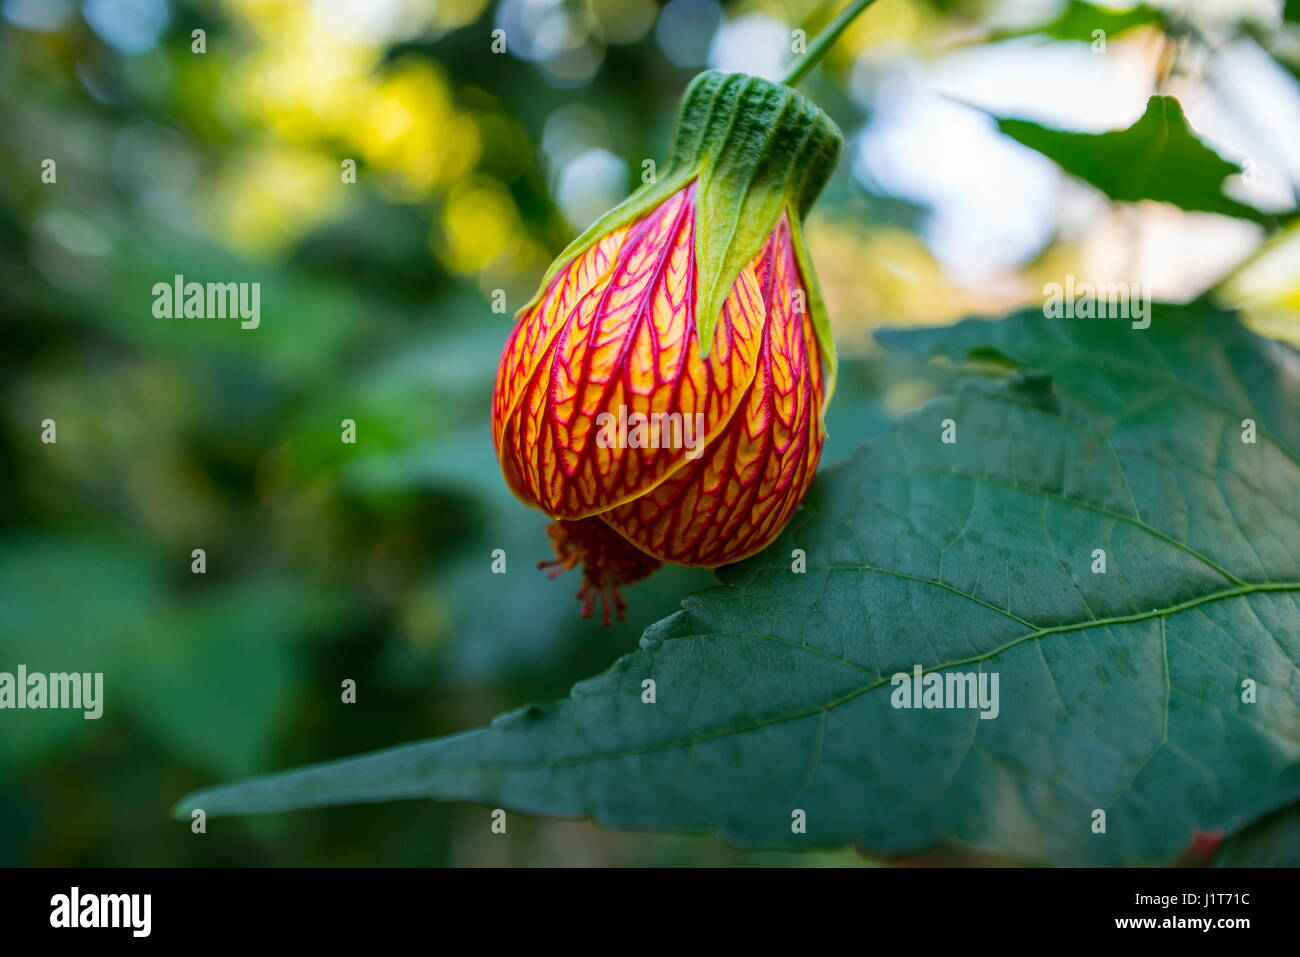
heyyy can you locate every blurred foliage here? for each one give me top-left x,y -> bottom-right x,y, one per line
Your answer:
1,0 -> 1298,865
992,0 -> 1164,43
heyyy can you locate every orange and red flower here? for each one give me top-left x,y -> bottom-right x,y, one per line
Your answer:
492,72 -> 841,622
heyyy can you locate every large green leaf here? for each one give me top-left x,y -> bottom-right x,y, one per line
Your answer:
175,305 -> 1300,865
995,95 -> 1287,227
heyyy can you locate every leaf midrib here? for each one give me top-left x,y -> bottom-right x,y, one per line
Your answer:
302,578 -> 1300,782
598,579 -> 1297,775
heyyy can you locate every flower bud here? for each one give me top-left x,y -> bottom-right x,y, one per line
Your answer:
492,71 -> 841,622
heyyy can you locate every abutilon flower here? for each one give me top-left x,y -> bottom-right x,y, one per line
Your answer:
492,71 -> 842,623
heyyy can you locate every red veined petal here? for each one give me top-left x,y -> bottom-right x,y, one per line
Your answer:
600,213 -> 824,566
494,182 -> 766,518
492,225 -> 628,457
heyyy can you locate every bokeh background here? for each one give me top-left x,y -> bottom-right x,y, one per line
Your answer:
2,0 -> 1298,866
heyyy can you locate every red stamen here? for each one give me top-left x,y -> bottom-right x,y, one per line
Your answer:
539,517 -> 661,625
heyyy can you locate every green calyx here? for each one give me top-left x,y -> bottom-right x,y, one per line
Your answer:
665,71 -> 841,387
521,70 -> 843,420
665,69 -> 842,226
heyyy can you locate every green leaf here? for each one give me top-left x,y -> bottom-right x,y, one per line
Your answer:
175,304 -> 1300,866
995,95 -> 1283,227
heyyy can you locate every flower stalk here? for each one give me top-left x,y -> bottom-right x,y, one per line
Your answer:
781,0 -> 880,88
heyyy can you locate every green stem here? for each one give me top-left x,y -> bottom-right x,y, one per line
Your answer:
780,0 -> 879,88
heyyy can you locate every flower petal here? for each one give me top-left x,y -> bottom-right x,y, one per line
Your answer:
494,183 -> 767,518
601,213 -> 823,566
492,225 -> 627,456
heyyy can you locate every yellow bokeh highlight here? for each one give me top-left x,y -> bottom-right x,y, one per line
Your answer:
1217,224 -> 1300,347
206,0 -> 525,281
429,0 -> 490,30
354,59 -> 482,201
436,178 -> 524,275
203,144 -> 344,257
832,0 -> 932,66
